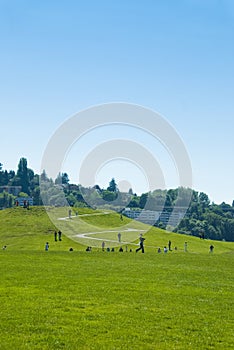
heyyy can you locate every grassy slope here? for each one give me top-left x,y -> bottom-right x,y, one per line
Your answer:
0,207 -> 233,349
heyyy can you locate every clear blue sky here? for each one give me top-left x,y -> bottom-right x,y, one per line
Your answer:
0,0 -> 234,204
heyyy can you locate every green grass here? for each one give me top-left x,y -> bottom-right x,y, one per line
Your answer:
0,207 -> 233,349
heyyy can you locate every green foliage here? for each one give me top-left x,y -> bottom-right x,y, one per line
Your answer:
102,189 -> 117,202
0,192 -> 14,208
107,177 -> 118,192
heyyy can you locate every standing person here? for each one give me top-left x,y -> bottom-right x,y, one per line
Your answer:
68,209 -> 72,218
101,241 -> 105,251
136,234 -> 145,253
168,240 -> 172,251
164,246 -> 168,253
209,245 -> 214,253
54,231 -> 57,242
58,230 -> 62,241
45,242 -> 49,251
184,242 -> 188,252
117,232 -> 121,243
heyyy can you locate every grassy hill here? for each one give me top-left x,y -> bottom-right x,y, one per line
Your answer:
0,207 -> 233,349
0,206 -> 233,254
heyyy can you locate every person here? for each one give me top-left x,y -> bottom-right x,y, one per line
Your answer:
164,246 -> 168,253
58,230 -> 62,241
117,232 -> 121,243
54,231 -> 57,242
45,242 -> 49,251
184,242 -> 188,252
157,247 -> 161,253
86,246 -> 91,252
69,247 -> 74,251
119,246 -> 123,252
2,245 -> 7,250
102,241 -> 105,251
168,240 -> 172,251
120,213 -> 123,221
111,247 -> 115,252
68,209 -> 72,218
136,234 -> 145,253
209,245 -> 214,253
75,211 -> 78,216
106,247 -> 110,252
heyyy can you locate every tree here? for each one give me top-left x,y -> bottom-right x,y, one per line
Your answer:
16,158 -> 30,194
102,190 -> 117,202
62,173 -> 69,185
139,193 -> 148,209
55,173 -> 62,185
199,192 -> 210,209
40,170 -> 49,182
107,178 -> 118,192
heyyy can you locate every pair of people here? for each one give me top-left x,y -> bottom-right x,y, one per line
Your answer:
54,230 -> 62,241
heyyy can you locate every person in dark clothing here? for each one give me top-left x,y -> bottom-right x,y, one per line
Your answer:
136,234 -> 145,253
54,231 -> 57,242
209,245 -> 214,253
168,240 -> 172,251
58,230 -> 62,241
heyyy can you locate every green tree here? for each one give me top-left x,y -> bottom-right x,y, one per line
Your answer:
107,178 -> 118,192
15,158 -> 32,194
139,193 -> 148,209
102,190 -> 117,202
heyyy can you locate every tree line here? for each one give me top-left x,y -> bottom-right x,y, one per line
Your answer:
0,158 -> 234,242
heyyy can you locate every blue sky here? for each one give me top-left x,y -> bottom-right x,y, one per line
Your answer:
0,0 -> 234,204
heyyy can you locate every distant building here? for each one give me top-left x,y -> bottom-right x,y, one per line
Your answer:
123,209 -> 160,225
15,197 -> 33,206
123,207 -> 186,227
0,186 -> 22,196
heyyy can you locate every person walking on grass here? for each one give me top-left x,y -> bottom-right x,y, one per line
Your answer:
45,242 -> 49,251
136,234 -> 145,253
54,231 -> 57,242
118,232 -> 121,243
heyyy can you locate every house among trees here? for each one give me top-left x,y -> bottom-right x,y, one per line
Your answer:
15,197 -> 33,207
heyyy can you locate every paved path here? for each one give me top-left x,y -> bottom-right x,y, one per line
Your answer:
57,212 -> 147,245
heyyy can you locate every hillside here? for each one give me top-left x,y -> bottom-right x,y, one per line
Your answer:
0,206 -> 233,254
0,206 -> 233,349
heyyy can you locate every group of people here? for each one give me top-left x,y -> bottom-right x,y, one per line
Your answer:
45,230 -> 63,251
100,244 -> 132,253
44,229 -> 215,254
54,230 -> 62,242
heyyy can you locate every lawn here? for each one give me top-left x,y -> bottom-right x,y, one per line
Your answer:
0,207 -> 233,349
